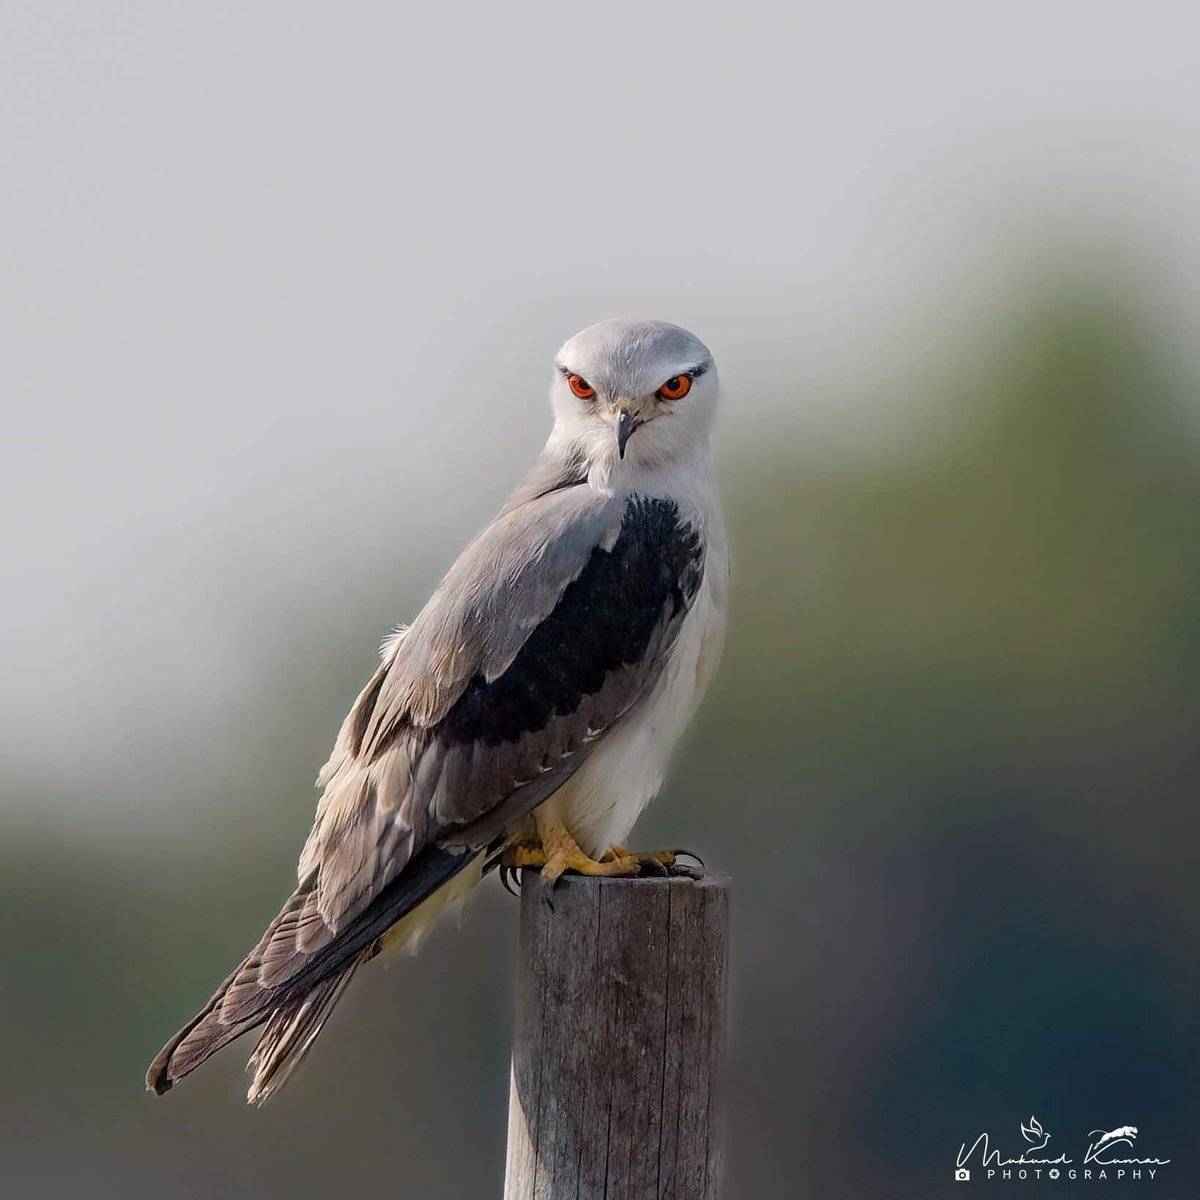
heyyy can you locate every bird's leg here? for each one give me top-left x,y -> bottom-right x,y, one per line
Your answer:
499,816 -> 702,884
498,833 -> 644,883
524,808 -> 642,883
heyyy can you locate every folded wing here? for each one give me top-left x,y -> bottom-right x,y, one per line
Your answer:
147,485 -> 704,1095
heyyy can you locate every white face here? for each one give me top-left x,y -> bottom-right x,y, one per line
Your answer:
550,318 -> 718,470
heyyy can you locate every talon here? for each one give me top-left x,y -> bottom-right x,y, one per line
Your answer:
619,849 -> 704,878
500,841 -> 559,893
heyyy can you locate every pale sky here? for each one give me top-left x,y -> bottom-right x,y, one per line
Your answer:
3,2 -> 1199,835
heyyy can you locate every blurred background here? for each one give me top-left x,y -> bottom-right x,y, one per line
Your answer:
2,3 -> 1198,1197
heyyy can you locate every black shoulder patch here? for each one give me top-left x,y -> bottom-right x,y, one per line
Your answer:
440,496 -> 704,746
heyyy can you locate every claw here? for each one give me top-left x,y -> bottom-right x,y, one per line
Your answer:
672,849 -> 705,869
500,865 -> 520,897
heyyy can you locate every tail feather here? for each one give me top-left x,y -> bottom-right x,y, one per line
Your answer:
246,951 -> 367,1104
145,882 -> 316,1094
146,845 -> 480,1099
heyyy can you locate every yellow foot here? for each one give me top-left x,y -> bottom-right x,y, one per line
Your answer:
503,842 -> 549,869
500,842 -> 641,879
498,840 -> 658,892
540,843 -> 642,884
501,835 -> 643,873
499,814 -> 659,885
499,817 -> 703,889
602,846 -> 678,874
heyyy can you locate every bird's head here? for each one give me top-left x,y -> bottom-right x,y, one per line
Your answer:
550,318 -> 718,474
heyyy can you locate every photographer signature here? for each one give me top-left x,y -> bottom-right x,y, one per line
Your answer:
958,1116 -> 1170,1170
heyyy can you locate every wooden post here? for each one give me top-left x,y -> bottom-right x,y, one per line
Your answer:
503,870 -> 730,1200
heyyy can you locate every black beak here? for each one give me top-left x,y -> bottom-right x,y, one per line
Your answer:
616,410 -> 640,459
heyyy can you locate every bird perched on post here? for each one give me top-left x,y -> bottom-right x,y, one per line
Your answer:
146,317 -> 728,1103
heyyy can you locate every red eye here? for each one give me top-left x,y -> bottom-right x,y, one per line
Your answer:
657,374 -> 692,400
567,373 -> 596,400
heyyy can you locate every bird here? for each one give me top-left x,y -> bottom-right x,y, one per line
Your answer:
146,317 -> 729,1103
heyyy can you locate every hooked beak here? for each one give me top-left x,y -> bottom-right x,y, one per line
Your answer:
615,408 -> 642,459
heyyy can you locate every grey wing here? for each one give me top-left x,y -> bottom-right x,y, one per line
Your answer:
146,486 -> 704,1093
304,486 -> 706,934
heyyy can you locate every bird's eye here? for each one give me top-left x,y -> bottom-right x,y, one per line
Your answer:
567,373 -> 596,400
657,374 -> 692,401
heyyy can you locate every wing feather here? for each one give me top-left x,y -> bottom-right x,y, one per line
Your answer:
148,485 -> 705,1096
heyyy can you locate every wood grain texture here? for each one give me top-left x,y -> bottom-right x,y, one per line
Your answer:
504,870 -> 729,1200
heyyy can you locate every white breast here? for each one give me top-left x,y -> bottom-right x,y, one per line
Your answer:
557,477 -> 728,857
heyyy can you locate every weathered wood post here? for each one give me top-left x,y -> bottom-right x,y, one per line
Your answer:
504,870 -> 730,1200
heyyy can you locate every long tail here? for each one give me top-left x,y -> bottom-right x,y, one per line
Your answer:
146,845 -> 479,1100
245,951 -> 367,1103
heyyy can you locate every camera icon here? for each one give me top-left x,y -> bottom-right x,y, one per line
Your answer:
955,1168 -> 970,1181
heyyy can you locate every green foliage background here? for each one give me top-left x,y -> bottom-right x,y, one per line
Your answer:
3,269 -> 1196,1197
